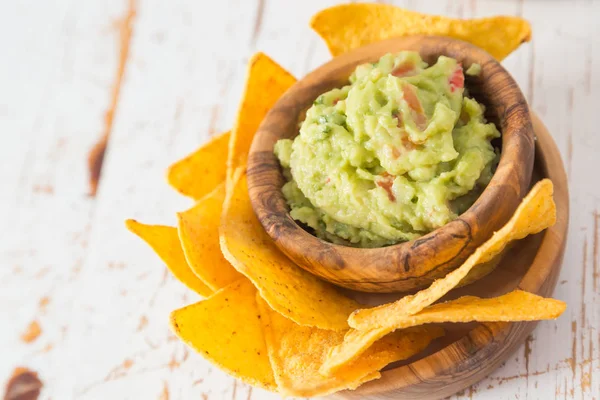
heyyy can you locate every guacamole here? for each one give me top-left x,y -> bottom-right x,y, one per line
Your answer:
275,52 -> 500,248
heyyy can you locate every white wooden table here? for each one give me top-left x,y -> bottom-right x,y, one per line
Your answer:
1,1 -> 598,399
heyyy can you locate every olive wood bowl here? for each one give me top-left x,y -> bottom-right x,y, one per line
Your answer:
247,36 -> 535,293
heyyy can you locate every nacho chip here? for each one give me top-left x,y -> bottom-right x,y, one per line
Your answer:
125,219 -> 212,297
349,179 -> 556,331
324,289 -> 563,374
170,279 -> 276,390
256,295 -> 442,397
376,290 -> 566,330
177,183 -> 242,291
220,168 -> 360,330
167,131 -> 230,200
321,327 -> 394,376
226,53 -> 296,183
311,4 -> 531,60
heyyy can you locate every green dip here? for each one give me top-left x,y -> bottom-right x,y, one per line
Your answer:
275,52 -> 500,248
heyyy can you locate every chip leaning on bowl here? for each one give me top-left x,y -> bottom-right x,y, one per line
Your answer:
125,4 -> 567,398
275,51 -> 499,248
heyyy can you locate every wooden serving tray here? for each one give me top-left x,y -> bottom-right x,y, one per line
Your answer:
334,114 -> 569,399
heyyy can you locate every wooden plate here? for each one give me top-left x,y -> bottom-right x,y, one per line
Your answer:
333,114 -> 569,399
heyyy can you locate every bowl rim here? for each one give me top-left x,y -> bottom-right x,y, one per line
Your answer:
247,35 -> 535,292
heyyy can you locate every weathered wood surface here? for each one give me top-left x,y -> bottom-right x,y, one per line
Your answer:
0,0 -> 597,399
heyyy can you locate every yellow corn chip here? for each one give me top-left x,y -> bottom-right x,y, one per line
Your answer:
170,279 -> 276,390
321,326 -> 393,376
377,290 -> 565,330
220,168 -> 360,330
311,4 -> 531,60
125,219 -> 212,297
349,179 -> 556,330
256,295 -> 442,397
324,289 -> 564,374
226,53 -> 296,183
167,131 -> 230,200
177,183 -> 242,291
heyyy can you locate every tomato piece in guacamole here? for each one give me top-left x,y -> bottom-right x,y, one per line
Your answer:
275,52 -> 499,248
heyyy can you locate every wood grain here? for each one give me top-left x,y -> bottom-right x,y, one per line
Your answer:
248,35 -> 534,293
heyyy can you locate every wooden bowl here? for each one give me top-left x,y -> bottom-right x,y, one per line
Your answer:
247,36 -> 535,293
334,114 -> 568,399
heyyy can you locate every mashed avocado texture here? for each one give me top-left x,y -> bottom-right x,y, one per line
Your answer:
275,52 -> 500,248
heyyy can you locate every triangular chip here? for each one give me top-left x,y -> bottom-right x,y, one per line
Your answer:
349,179 -> 556,330
177,183 -> 242,291
311,4 -> 531,60
226,53 -> 296,183
125,219 -> 212,297
256,295 -> 442,397
374,290 -> 565,330
220,168 -> 360,330
170,279 -> 276,390
324,290 -> 564,373
167,131 -> 230,200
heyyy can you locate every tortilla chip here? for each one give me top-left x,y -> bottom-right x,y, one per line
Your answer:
125,219 -> 212,297
322,323 -> 445,376
170,279 -> 276,390
311,4 -> 531,60
349,179 -> 556,331
177,183 -> 242,291
220,168 -> 360,330
321,327 -> 394,376
167,131 -> 230,200
256,295 -> 442,397
226,53 -> 296,183
377,290 -> 566,330
325,288 -> 563,373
